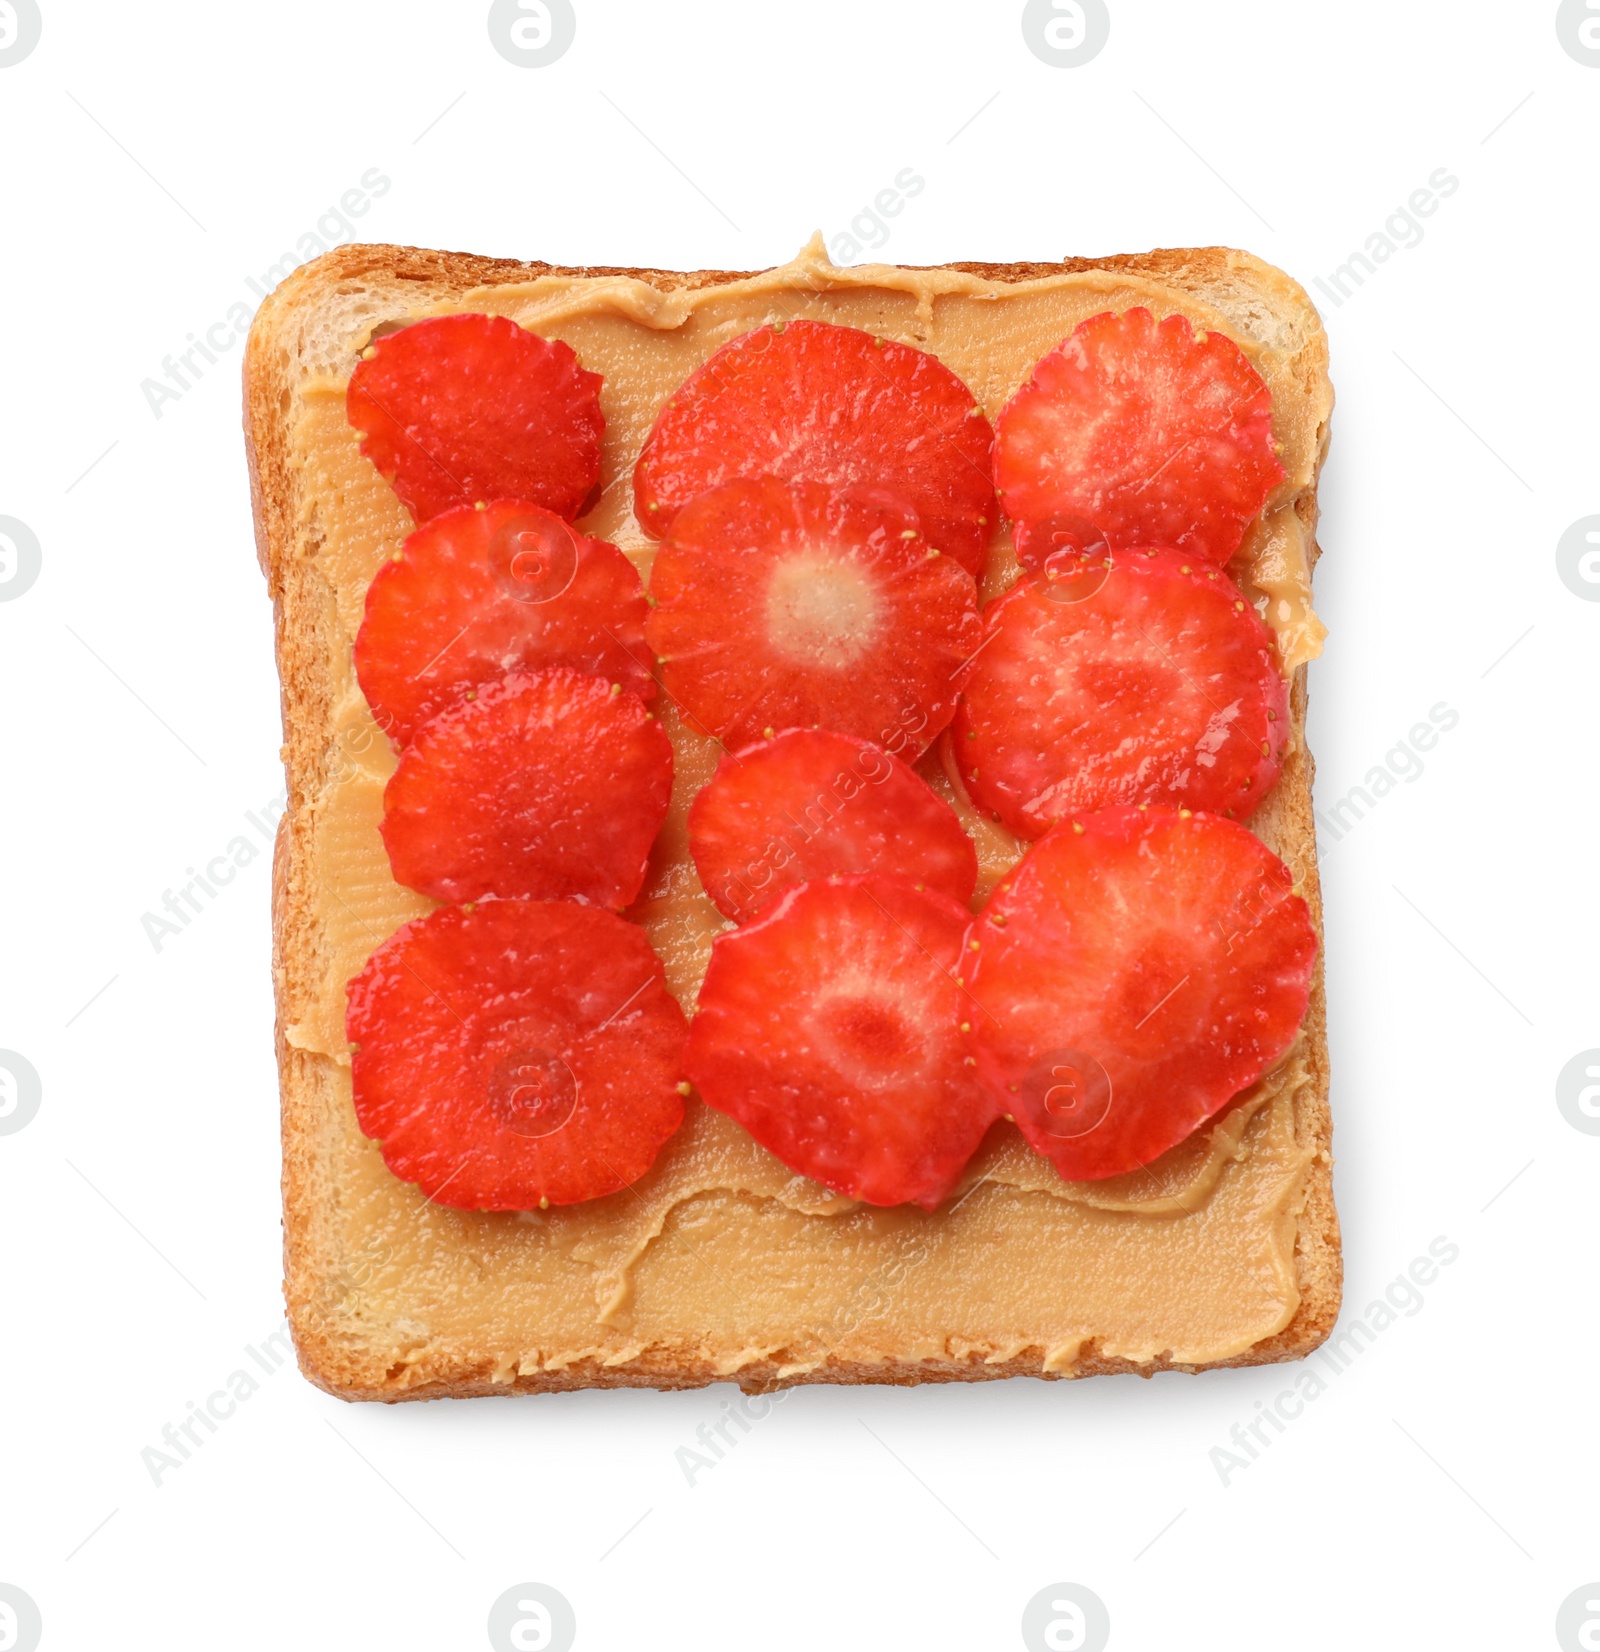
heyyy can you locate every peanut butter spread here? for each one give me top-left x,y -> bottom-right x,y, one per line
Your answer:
284,241 -> 1327,1381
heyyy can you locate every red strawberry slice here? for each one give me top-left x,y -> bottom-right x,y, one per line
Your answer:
687,876 -> 996,1208
634,319 -> 997,575
381,668 -> 672,907
645,477 -> 981,754
689,728 -> 977,921
995,308 -> 1285,567
355,501 -> 654,748
347,312 -> 603,523
963,808 -> 1316,1182
953,547 -> 1289,835
347,900 -> 688,1209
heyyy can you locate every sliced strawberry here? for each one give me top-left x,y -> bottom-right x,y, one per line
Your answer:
687,876 -> 995,1208
1011,512 -> 1107,570
347,313 -> 603,523
347,900 -> 688,1209
995,308 -> 1285,567
645,477 -> 981,753
381,669 -> 672,907
964,808 -> 1316,1182
355,501 -> 654,748
953,548 -> 1288,835
689,728 -> 977,921
634,319 -> 996,575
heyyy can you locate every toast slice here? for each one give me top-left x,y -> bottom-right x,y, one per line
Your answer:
245,240 -> 1338,1400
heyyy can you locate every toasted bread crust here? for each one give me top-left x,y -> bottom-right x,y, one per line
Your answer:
245,244 -> 1339,1401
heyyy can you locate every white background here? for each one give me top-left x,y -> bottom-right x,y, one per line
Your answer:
1,1 -> 1595,1648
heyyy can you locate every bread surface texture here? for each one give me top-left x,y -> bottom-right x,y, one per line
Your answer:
245,241 -> 1339,1401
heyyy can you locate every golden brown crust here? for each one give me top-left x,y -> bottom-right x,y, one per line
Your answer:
244,243 -> 1339,1401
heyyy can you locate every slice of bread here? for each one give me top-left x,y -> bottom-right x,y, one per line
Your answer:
245,241 -> 1338,1401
